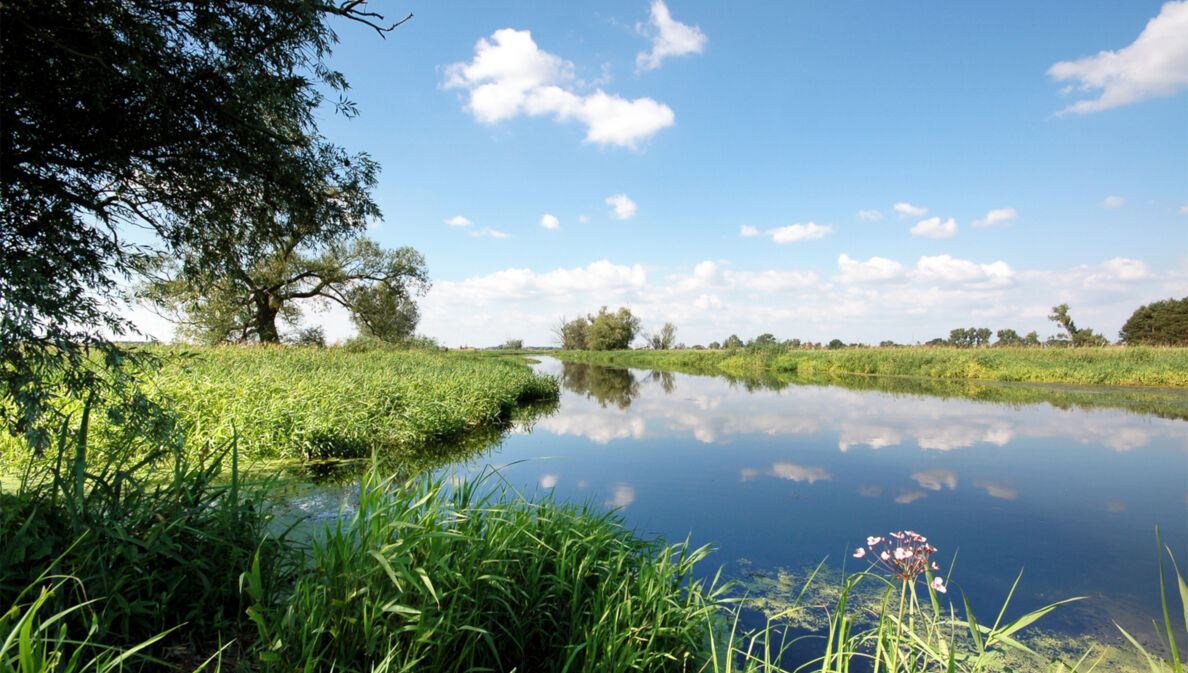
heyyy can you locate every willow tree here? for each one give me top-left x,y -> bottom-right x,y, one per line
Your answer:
1,0 -> 408,432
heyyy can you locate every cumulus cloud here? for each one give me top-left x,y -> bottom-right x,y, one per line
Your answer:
431,259 -> 648,304
446,215 -> 473,227
894,202 -> 928,218
913,255 -> 1015,287
837,254 -> 905,284
1101,195 -> 1125,209
606,483 -> 636,508
910,217 -> 957,239
540,213 -> 560,229
742,223 -> 833,243
972,207 -> 1018,228
606,194 -> 638,220
1049,1 -> 1188,114
539,474 -> 559,488
1099,257 -> 1151,281
636,0 -> 707,71
444,29 -> 674,148
857,209 -> 884,221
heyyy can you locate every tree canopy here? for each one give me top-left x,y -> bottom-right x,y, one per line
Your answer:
645,322 -> 678,350
1,0 -> 406,432
555,307 -> 641,350
1119,297 -> 1188,345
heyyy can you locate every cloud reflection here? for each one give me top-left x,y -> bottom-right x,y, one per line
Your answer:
911,468 -> 958,491
539,473 -> 559,489
895,490 -> 928,504
606,483 -> 636,509
972,479 -> 1018,500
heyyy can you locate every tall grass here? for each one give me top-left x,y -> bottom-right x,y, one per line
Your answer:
0,397 -> 291,668
1,346 -> 560,465
243,468 -> 729,672
554,346 -> 1188,388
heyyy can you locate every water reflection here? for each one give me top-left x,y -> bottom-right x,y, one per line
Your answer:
489,359 -> 1188,648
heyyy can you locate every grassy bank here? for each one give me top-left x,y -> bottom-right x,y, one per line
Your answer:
1,346 -> 560,466
553,346 -> 1188,388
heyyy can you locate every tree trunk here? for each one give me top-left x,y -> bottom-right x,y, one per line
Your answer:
255,294 -> 281,343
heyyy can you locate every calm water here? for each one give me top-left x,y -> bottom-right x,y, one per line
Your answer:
293,357 -> 1188,643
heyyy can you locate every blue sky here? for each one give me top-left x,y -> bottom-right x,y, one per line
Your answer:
135,1 -> 1188,346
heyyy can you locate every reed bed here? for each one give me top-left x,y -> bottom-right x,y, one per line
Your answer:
1,346 -> 560,465
554,346 -> 1188,388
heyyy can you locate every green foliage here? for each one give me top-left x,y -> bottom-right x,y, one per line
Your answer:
560,362 -> 642,409
950,328 -> 992,348
244,468 -> 727,672
1119,297 -> 1188,346
1,0 -> 399,433
0,403 -> 289,665
586,306 -> 642,350
827,339 -> 846,350
995,329 -> 1022,346
646,322 -> 679,350
555,315 -> 589,350
347,264 -> 427,344
724,335 -> 744,350
501,338 -> 525,350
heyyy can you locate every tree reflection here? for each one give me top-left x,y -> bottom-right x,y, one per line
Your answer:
560,362 -> 641,409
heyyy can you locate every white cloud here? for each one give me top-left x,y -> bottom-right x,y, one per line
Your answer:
1100,257 -> 1151,281
857,209 -> 884,221
445,215 -> 473,227
836,254 -> 905,284
895,490 -> 928,505
894,202 -> 928,218
913,254 -> 1015,287
768,462 -> 833,484
539,474 -> 559,488
540,213 -> 560,229
973,480 -> 1018,500
636,0 -> 707,71
471,227 -> 509,239
431,260 -> 648,305
444,28 -> 675,148
972,207 -> 1018,228
1101,195 -> 1125,209
741,223 -> 833,244
606,194 -> 638,220
910,217 -> 958,239
578,214 -> 590,223
1049,1 -> 1188,114
769,222 -> 833,243
694,293 -> 723,310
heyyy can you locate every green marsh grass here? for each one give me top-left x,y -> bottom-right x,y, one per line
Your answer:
554,346 -> 1188,388
243,467 -> 730,672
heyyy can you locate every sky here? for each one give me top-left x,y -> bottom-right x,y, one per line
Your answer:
131,1 -> 1188,347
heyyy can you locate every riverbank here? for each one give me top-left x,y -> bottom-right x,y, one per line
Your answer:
1,346 -> 560,466
552,345 -> 1188,387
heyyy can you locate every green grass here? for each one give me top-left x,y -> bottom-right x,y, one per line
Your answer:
2,346 -> 560,465
554,346 -> 1188,388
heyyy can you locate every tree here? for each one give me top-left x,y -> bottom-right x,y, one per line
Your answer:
586,307 -> 641,350
949,328 -> 970,348
707,341 -> 721,350
501,339 -> 524,350
645,322 -> 678,350
1,0 -> 406,432
827,338 -> 845,350
554,316 -> 589,350
348,274 -> 425,344
995,329 -> 1022,346
1048,304 -> 1108,346
1119,297 -> 1188,345
747,333 -> 778,350
723,334 -> 744,350
140,237 -> 428,344
1023,330 -> 1041,347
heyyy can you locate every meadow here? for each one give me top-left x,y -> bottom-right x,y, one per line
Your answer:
553,345 -> 1188,388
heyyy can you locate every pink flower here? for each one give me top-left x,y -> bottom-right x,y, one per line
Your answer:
931,577 -> 947,594
880,551 -> 891,561
931,562 -> 939,571
894,547 -> 913,561
867,536 -> 883,547
854,547 -> 866,559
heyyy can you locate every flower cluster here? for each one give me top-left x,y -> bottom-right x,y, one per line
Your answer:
853,530 -> 946,593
